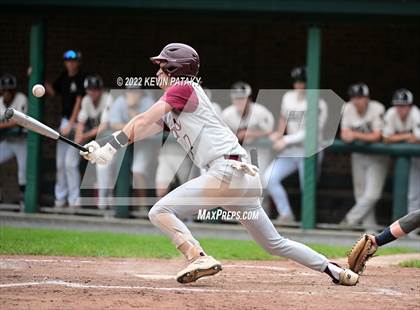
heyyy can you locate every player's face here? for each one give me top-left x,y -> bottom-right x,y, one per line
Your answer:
396,105 -> 411,119
156,62 -> 171,90
64,60 -> 80,75
2,90 -> 15,104
232,97 -> 249,115
293,81 -> 306,90
87,88 -> 102,104
351,96 -> 369,114
126,90 -> 141,107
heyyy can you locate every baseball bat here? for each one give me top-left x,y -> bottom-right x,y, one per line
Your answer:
4,108 -> 88,153
250,148 -> 259,167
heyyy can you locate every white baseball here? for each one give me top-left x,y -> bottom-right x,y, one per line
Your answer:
32,84 -> 45,97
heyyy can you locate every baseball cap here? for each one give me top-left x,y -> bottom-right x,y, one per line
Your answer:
63,50 -> 82,61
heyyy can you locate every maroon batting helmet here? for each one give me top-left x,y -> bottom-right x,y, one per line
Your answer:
150,43 -> 200,77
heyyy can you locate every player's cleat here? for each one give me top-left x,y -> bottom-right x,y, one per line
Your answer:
334,269 -> 359,286
176,256 -> 222,284
54,200 -> 67,209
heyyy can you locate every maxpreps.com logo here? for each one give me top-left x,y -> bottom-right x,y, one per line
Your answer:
117,76 -> 202,87
197,209 -> 259,221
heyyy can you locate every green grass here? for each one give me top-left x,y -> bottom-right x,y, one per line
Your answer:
399,259 -> 420,268
0,226 -> 417,260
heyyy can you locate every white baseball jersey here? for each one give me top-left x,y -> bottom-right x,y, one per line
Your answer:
383,106 -> 420,139
281,90 -> 328,135
222,102 -> 274,133
160,82 -> 247,168
0,92 -> 27,121
212,102 -> 223,117
341,100 -> 385,133
279,90 -> 328,156
77,92 -> 113,125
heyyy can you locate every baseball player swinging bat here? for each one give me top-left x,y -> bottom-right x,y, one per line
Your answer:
4,108 -> 88,153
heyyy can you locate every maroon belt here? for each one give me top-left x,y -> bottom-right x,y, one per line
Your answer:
224,154 -> 241,161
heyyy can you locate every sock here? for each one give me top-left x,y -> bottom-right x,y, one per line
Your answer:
324,262 -> 343,282
178,241 -> 206,261
375,227 -> 396,246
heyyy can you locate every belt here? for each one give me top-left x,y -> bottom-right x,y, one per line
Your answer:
224,154 -> 241,161
205,154 -> 242,170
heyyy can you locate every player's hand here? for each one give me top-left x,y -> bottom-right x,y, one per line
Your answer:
342,131 -> 354,143
269,131 -> 281,142
60,123 -> 72,137
90,143 -> 117,165
236,129 -> 247,141
230,162 -> 259,176
406,135 -> 418,143
74,133 -> 83,144
80,141 -> 100,162
273,139 -> 286,152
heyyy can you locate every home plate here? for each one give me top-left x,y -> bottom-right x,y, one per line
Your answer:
134,274 -> 175,280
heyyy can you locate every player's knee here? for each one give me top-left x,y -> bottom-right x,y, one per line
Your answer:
361,196 -> 380,205
148,207 -> 159,224
148,205 -> 166,225
64,158 -> 78,169
56,158 -> 65,170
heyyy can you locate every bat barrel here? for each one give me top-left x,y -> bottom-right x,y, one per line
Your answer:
4,108 -> 87,153
5,108 -> 60,140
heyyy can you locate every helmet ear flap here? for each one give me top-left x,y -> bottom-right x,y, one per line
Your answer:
164,64 -> 178,76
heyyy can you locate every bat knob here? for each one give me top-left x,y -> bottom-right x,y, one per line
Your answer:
4,108 -> 14,120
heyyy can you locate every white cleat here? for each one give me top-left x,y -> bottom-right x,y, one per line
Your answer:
335,269 -> 359,286
176,256 -> 222,284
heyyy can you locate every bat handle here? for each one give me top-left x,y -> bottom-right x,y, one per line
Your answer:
4,108 -> 14,120
58,136 -> 89,153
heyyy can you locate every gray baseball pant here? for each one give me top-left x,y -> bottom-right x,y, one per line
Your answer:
148,157 -> 329,272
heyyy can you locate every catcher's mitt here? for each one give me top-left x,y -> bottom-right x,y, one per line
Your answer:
347,234 -> 377,274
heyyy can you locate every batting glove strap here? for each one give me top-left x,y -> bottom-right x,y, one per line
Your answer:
96,131 -> 129,149
109,131 -> 129,150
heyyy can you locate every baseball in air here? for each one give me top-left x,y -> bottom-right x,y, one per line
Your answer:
32,84 -> 45,97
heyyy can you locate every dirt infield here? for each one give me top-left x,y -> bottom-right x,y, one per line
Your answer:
1,254 -> 419,310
